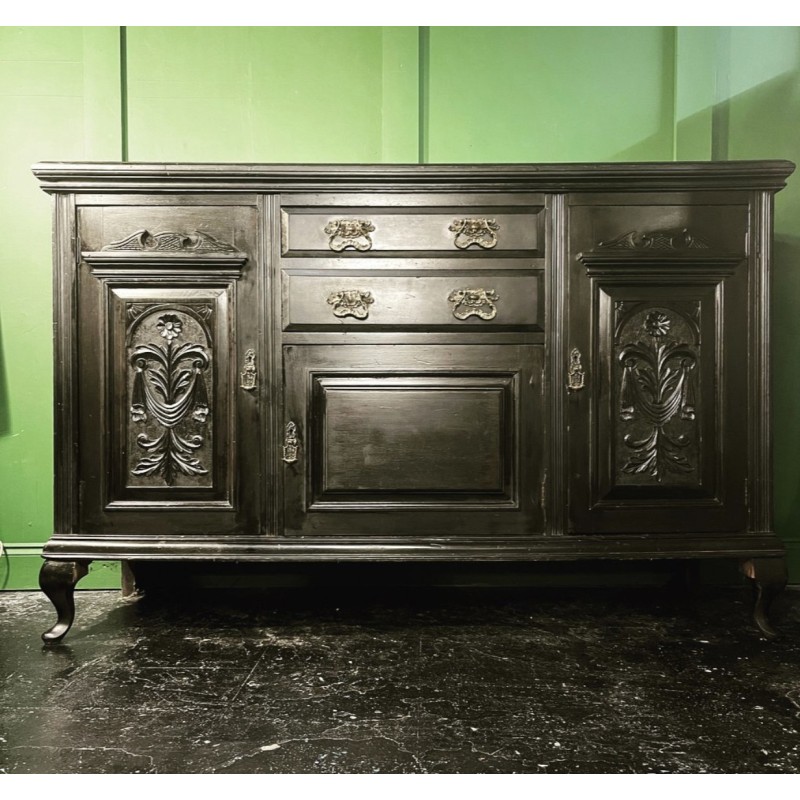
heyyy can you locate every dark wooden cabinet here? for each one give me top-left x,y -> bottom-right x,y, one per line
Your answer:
33,161 -> 794,642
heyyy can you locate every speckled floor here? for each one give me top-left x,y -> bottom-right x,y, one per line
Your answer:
1,584 -> 799,773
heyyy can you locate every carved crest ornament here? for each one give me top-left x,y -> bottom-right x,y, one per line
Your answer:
599,228 -> 710,251
104,229 -> 237,253
129,310 -> 211,485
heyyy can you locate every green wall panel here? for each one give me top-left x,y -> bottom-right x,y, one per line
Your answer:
0,26 -> 121,590
126,27 -> 416,163
424,27 -> 676,163
713,27 -> 800,583
674,27 -> 717,160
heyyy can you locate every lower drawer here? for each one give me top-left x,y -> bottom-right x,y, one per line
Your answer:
282,271 -> 543,330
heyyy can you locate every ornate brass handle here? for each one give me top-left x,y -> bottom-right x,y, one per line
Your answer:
324,218 -> 375,252
448,288 -> 498,321
282,422 -> 300,464
327,289 -> 374,320
568,348 -> 586,391
240,348 -> 257,391
449,218 -> 500,249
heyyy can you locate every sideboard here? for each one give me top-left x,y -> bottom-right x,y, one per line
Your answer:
32,160 -> 795,642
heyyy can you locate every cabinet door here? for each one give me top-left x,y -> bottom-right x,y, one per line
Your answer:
281,344 -> 544,537
74,202 -> 264,536
566,198 -> 750,534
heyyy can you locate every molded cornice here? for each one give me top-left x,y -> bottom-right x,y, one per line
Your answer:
33,160 -> 796,194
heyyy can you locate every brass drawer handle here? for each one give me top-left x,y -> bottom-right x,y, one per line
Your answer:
240,348 -> 257,391
449,218 -> 500,249
448,288 -> 498,321
568,348 -> 586,391
327,289 -> 374,320
282,422 -> 300,464
324,218 -> 375,252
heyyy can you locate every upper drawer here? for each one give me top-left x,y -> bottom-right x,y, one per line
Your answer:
77,200 -> 256,265
281,201 -> 545,257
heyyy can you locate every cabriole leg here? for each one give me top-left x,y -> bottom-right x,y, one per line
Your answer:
39,559 -> 90,644
740,557 -> 788,639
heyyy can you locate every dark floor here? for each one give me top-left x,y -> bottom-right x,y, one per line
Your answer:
1,583 -> 800,774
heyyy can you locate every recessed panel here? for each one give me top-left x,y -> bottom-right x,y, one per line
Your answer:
108,286 -> 232,506
316,380 -> 509,498
282,344 -> 544,536
596,289 -> 713,503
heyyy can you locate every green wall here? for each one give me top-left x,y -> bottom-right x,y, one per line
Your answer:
0,27 -> 123,589
1,26 -> 798,589
425,27 -> 676,162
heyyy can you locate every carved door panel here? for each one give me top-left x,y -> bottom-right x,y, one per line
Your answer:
74,204 -> 263,536
567,201 -> 750,534
281,344 -> 544,538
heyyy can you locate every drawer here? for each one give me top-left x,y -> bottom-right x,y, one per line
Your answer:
78,202 -> 255,257
281,205 -> 544,256
282,271 -> 543,331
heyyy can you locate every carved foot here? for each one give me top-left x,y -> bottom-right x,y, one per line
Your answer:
741,557 -> 788,639
121,561 -> 145,602
39,560 -> 90,644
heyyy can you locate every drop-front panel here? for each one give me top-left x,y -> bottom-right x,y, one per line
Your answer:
32,161 -> 793,642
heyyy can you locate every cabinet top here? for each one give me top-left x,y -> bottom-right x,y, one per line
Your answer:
32,160 -> 795,194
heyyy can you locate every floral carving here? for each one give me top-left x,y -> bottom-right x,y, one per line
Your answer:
129,313 -> 211,485
156,314 -> 183,341
643,310 -> 671,337
618,309 -> 697,481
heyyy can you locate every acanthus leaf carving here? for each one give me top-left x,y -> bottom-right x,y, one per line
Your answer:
617,309 -> 698,482
129,312 -> 212,486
